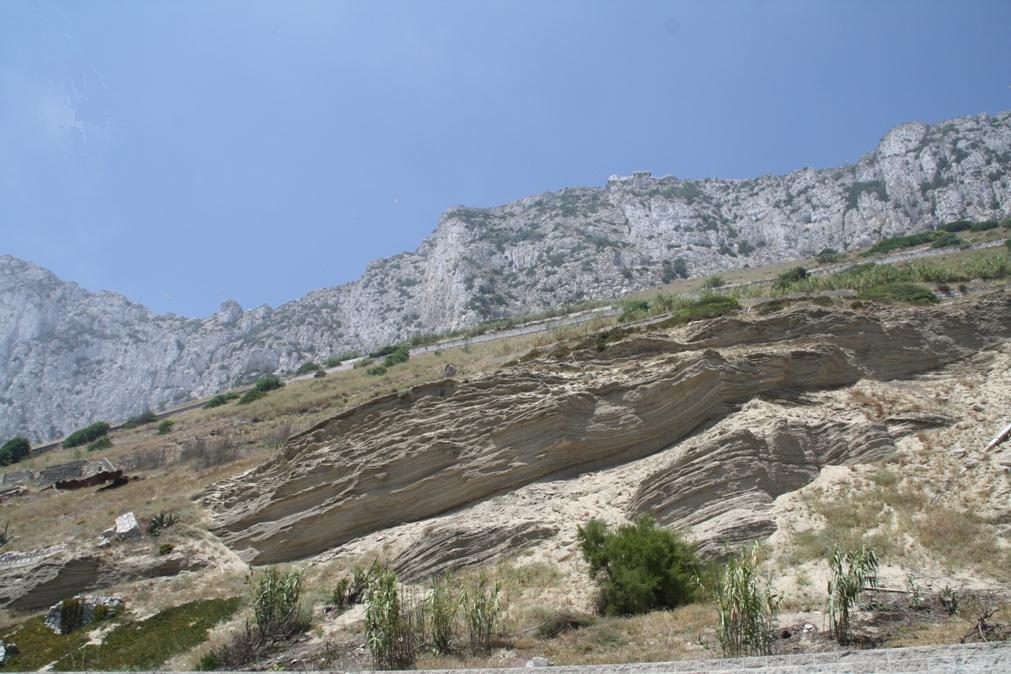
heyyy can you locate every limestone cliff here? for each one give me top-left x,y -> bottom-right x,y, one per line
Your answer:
3,110 -> 1010,443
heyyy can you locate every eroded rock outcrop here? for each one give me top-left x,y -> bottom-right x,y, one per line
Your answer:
630,417 -> 897,559
0,539 -> 213,611
393,522 -> 558,582
201,294 -> 1011,564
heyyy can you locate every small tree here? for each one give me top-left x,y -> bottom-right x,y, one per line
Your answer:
296,362 -> 320,375
253,375 -> 284,393
826,545 -> 879,645
0,436 -> 30,466
62,421 -> 110,448
775,266 -> 809,288
815,248 -> 842,264
711,544 -> 779,657
577,516 -> 701,616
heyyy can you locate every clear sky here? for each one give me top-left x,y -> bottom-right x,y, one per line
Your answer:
2,0 -> 1010,317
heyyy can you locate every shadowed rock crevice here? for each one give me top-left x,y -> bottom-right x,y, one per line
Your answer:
201,295 -> 1011,564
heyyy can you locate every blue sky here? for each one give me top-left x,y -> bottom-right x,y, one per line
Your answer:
2,0 -> 1010,317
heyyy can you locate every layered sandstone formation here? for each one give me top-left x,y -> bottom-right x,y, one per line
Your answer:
201,293 -> 1011,565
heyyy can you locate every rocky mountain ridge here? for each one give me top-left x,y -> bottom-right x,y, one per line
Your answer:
2,109 -> 1010,443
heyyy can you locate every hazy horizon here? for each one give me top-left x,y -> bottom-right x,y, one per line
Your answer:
3,0 -> 1010,317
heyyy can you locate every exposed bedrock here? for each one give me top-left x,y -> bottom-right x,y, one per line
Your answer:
201,294 -> 1011,565
0,541 -> 214,612
630,417 -> 898,559
393,522 -> 558,583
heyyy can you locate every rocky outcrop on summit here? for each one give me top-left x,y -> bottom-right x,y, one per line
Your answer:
200,293 -> 1011,565
3,110 -> 1010,443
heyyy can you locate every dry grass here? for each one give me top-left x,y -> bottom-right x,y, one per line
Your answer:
786,453 -> 1011,582
416,603 -> 717,669
0,328 -> 561,557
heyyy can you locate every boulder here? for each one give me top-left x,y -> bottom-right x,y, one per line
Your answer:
43,595 -> 123,635
0,641 -> 17,665
114,512 -> 142,540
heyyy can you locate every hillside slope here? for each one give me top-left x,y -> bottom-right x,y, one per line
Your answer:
3,110 -> 1010,442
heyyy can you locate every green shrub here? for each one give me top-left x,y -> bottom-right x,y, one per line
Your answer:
0,436 -> 30,466
157,420 -> 175,435
862,231 -> 938,256
534,610 -> 595,639
147,511 -> 178,538
618,299 -> 651,323
711,544 -> 779,657
931,232 -> 964,249
365,564 -> 421,670
657,295 -> 740,328
60,598 -> 87,633
253,375 -> 284,393
701,275 -> 726,289
430,575 -> 460,655
63,421 -> 111,448
856,282 -> 938,305
1006,238 -> 1011,251
775,266 -> 809,288
367,365 -> 388,377
0,521 -> 13,548
382,346 -> 410,367
203,571 -> 307,670
330,563 -> 377,612
661,257 -> 689,283
87,436 -> 113,452
252,567 -> 307,637
238,389 -> 267,405
577,516 -> 701,616
815,248 -> 842,264
313,369 -> 327,379
203,392 -> 241,409
970,219 -> 999,232
354,358 -> 375,369
296,361 -> 320,375
368,345 -> 400,359
464,574 -> 501,654
826,545 -> 879,645
942,219 -> 972,232
324,352 -> 359,367
122,410 -> 158,429
158,543 -> 174,556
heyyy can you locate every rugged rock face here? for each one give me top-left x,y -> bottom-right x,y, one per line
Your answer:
3,110 -> 1010,443
200,293 -> 1011,565
630,418 -> 897,558
0,539 -> 214,611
